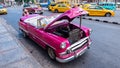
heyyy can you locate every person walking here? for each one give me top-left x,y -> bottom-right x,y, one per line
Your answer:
22,9 -> 29,16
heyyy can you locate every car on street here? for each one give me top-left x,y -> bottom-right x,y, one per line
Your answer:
99,2 -> 116,10
82,4 -> 91,9
19,7 -> 92,63
48,2 -> 56,11
84,5 -> 115,17
51,3 -> 71,13
23,4 -> 43,14
0,5 -> 7,14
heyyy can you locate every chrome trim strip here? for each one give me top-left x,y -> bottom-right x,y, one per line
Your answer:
67,37 -> 89,50
76,46 -> 87,56
56,46 -> 89,63
71,40 -> 87,51
59,52 -> 66,55
19,27 -> 28,33
56,56 -> 74,63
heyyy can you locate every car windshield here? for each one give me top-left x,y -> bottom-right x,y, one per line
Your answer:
51,3 -> 56,6
40,14 -> 60,26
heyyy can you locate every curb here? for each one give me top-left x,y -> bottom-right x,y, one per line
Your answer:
82,17 -> 120,25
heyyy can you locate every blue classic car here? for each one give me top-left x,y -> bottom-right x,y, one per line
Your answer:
99,2 -> 116,10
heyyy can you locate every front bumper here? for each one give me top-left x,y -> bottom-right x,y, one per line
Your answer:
56,46 -> 88,63
56,37 -> 92,63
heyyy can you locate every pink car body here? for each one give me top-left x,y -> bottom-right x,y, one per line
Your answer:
19,7 -> 92,63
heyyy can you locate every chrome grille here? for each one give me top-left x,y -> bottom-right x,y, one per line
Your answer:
67,37 -> 88,52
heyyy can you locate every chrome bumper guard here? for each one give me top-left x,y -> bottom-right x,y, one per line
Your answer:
56,37 -> 91,63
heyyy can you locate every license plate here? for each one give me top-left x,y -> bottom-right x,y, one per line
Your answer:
76,47 -> 87,57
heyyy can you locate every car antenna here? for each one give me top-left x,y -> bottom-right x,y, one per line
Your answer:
80,15 -> 82,29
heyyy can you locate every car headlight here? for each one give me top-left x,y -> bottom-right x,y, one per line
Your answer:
60,42 -> 66,49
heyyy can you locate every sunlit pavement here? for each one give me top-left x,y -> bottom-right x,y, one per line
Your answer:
0,18 -> 43,68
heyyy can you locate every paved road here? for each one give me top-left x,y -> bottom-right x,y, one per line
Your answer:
1,7 -> 120,68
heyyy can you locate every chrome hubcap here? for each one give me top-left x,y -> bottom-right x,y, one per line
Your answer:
48,48 -> 55,59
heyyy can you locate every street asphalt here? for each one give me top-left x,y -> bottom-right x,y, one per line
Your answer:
0,6 -> 120,68
0,18 -> 43,68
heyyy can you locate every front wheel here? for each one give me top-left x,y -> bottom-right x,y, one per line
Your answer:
4,12 -> 7,14
54,9 -> 58,13
47,47 -> 56,60
105,13 -> 111,17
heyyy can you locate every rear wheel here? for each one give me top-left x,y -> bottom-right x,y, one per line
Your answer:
54,9 -> 58,13
39,12 -> 43,15
105,13 -> 111,17
20,30 -> 27,37
84,14 -> 89,16
47,47 -> 56,60
4,12 -> 7,14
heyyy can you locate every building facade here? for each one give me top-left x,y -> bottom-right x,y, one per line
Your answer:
0,0 -> 5,3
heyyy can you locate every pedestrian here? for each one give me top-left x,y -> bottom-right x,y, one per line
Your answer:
72,4 -> 79,8
22,9 -> 29,16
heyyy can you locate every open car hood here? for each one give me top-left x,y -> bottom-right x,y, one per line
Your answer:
45,7 -> 88,30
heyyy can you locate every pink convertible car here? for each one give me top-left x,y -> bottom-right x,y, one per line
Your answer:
19,7 -> 92,63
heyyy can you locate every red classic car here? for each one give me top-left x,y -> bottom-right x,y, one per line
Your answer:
23,4 -> 43,14
19,7 -> 92,63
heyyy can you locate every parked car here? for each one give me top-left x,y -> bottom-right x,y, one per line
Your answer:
84,5 -> 115,17
99,2 -> 116,10
48,2 -> 56,11
51,3 -> 71,13
82,4 -> 91,9
23,4 -> 43,14
19,7 -> 92,63
0,5 -> 7,14
82,3 -> 97,9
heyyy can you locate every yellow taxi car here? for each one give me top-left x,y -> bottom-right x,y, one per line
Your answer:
82,4 -> 91,9
0,5 -> 7,14
48,2 -> 56,11
51,3 -> 71,13
84,5 -> 115,17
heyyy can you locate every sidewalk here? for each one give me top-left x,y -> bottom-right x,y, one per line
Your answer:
82,10 -> 120,25
0,18 -> 43,68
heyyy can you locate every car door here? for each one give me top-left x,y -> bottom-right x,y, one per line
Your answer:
27,20 -> 46,48
57,4 -> 69,12
27,23 -> 36,39
86,6 -> 96,16
57,4 -> 63,12
95,6 -> 105,16
61,4 -> 70,12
